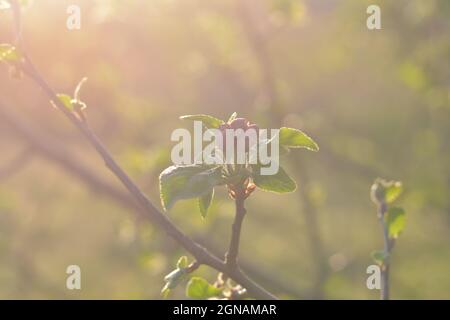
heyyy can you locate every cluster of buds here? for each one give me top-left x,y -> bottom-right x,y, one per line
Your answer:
227,177 -> 256,200
370,178 -> 403,218
219,118 -> 259,200
214,273 -> 248,300
218,117 -> 260,155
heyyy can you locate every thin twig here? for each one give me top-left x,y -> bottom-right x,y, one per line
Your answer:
0,104 -> 301,297
3,4 -> 277,300
377,202 -> 390,300
225,190 -> 247,269
0,103 -> 281,299
16,66 -> 275,299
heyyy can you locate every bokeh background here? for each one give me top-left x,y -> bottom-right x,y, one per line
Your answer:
0,0 -> 449,299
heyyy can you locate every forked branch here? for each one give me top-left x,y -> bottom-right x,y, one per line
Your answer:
3,1 -> 277,300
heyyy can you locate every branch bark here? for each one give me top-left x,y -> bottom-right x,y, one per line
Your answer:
225,191 -> 247,269
377,202 -> 390,300
16,67 -> 275,299
237,0 -> 329,298
2,2 -> 277,300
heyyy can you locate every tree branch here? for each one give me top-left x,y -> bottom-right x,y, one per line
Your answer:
0,104 -> 287,299
377,202 -> 390,300
1,103 -> 295,297
225,190 -> 247,269
2,3 -> 277,300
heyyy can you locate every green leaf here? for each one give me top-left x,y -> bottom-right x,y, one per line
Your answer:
371,250 -> 389,266
161,256 -> 190,298
55,94 -> 74,111
0,44 -> 21,62
227,112 -> 237,123
279,127 -> 319,151
159,165 -> 224,210
252,166 -> 296,193
161,285 -> 171,299
186,277 -> 222,299
199,189 -> 214,219
385,181 -> 403,203
385,207 -> 406,238
180,114 -> 224,129
176,256 -> 188,269
370,178 -> 403,205
279,145 -> 291,156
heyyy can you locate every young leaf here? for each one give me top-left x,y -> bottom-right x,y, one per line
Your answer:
0,44 -> 21,62
56,94 -> 74,111
385,181 -> 403,203
180,114 -> 224,129
199,189 -> 214,219
252,166 -> 297,193
161,268 -> 187,298
186,277 -> 222,299
279,127 -> 319,151
371,178 -> 403,205
385,207 -> 406,238
161,285 -> 171,299
159,165 -> 223,210
176,256 -> 188,269
371,250 -> 389,266
161,256 -> 190,298
74,77 -> 88,102
227,112 -> 237,123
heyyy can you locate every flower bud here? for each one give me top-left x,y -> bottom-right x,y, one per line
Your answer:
163,268 -> 187,290
219,118 -> 260,158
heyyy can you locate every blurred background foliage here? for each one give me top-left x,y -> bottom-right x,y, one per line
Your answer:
0,0 -> 449,299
